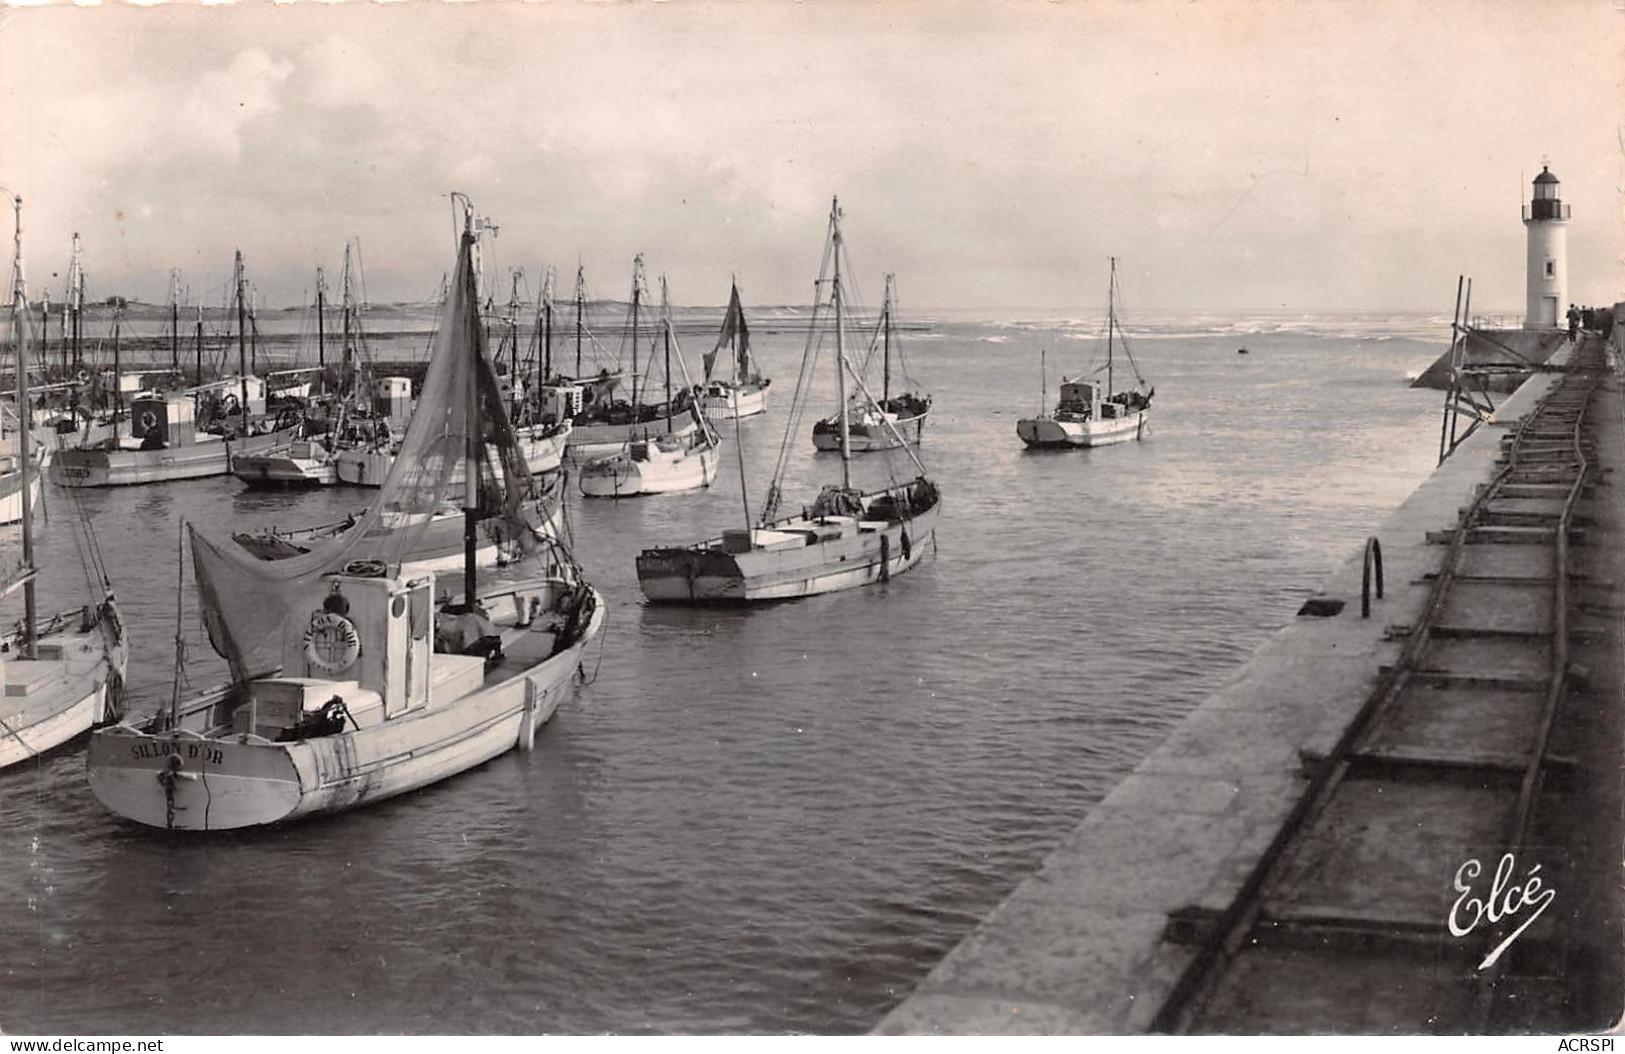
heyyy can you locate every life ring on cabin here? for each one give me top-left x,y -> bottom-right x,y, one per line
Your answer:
341,558 -> 388,578
222,394 -> 241,413
139,410 -> 159,432
303,611 -> 361,672
75,369 -> 90,385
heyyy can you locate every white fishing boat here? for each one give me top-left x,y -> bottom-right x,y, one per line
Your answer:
0,454 -> 43,527
87,197 -> 602,831
237,245 -> 401,490
0,401 -> 44,525
233,471 -> 566,575
232,435 -> 339,488
1,194 -> 129,771
580,270 -> 722,499
579,421 -> 719,498
699,280 -> 770,420
637,198 -> 940,603
51,252 -> 300,487
810,275 -> 930,453
560,263 -> 697,461
1016,257 -> 1154,449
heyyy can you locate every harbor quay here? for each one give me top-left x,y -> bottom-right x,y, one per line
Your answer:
879,317 -> 1625,1034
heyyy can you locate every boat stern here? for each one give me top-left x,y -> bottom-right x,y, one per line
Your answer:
1015,416 -> 1080,448
636,546 -> 746,602
87,726 -> 305,831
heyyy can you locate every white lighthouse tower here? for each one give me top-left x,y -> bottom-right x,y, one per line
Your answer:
1522,165 -> 1569,329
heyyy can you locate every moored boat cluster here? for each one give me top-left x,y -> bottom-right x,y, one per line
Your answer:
2,193 -> 1150,832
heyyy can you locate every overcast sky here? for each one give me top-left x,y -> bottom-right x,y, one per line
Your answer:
1,0 -> 1620,313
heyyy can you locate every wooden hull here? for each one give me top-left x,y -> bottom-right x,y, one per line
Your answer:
637,484 -> 939,603
701,381 -> 769,420
0,599 -> 130,771
334,445 -> 392,487
811,411 -> 927,453
334,425 -> 568,488
0,471 -> 44,526
566,417 -> 696,461
516,421 -> 570,476
234,502 -> 566,574
232,448 -> 338,488
1016,408 -> 1149,448
579,440 -> 720,498
48,428 -> 300,488
86,589 -> 604,830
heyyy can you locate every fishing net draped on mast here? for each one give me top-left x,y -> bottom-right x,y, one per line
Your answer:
191,219 -> 547,681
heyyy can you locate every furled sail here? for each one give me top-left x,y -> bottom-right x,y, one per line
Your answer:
191,217 -> 556,681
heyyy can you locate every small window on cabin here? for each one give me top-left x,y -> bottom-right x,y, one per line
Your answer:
1545,260 -> 1556,278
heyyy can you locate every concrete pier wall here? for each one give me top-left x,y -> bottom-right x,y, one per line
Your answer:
877,339 -> 1610,1034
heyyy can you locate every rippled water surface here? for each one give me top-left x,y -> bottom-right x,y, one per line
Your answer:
0,313 -> 1449,1033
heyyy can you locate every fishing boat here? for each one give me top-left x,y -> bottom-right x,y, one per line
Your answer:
87,196 -> 603,831
1,195 -> 129,771
699,280 -> 770,419
0,402 -> 43,526
811,274 -> 929,453
50,251 -> 300,487
580,270 -> 721,498
235,245 -> 398,489
1016,257 -> 1153,449
233,471 -> 566,575
637,198 -> 940,603
560,263 -> 696,461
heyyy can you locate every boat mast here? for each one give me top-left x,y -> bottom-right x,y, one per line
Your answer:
39,292 -> 49,381
315,266 -> 326,382
1106,256 -> 1115,398
629,255 -> 643,413
730,280 -> 752,533
69,232 -> 82,371
194,306 -> 204,386
574,264 -> 585,378
341,244 -> 354,383
235,250 -> 249,433
660,275 -> 672,433
831,197 -> 851,490
882,274 -> 893,405
111,305 -> 122,443
458,204 -> 482,610
507,270 -> 522,421
541,267 -> 554,382
170,269 -> 181,373
10,195 -> 36,658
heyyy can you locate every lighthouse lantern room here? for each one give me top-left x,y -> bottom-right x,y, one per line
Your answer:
1522,166 -> 1570,330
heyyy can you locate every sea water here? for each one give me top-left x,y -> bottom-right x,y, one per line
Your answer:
0,311 -> 1452,1033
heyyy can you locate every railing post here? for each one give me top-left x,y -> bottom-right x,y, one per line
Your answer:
1362,537 -> 1384,619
